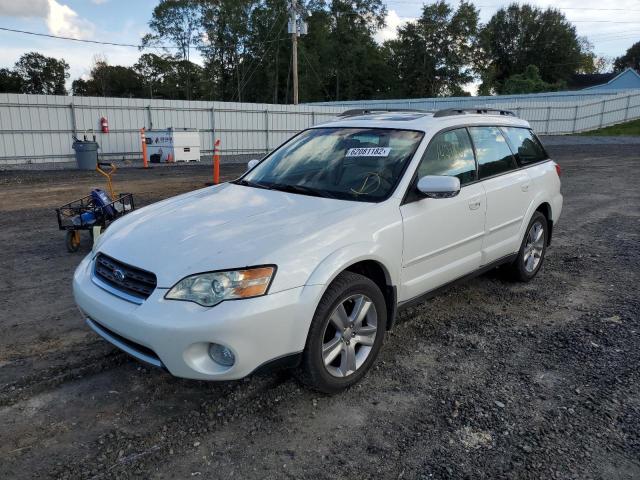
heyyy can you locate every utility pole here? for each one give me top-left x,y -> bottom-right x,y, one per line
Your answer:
288,1 -> 307,105
291,0 -> 298,105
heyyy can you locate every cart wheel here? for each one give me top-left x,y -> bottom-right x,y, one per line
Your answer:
66,231 -> 81,252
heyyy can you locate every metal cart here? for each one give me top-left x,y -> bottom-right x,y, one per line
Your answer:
55,163 -> 136,252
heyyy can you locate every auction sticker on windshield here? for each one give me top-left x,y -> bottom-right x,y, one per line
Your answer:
346,147 -> 391,157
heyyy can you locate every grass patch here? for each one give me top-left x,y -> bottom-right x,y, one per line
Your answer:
579,118 -> 640,136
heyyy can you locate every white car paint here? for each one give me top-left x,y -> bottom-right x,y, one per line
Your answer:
74,111 -> 563,380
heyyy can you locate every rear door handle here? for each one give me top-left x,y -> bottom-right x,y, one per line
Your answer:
468,200 -> 481,210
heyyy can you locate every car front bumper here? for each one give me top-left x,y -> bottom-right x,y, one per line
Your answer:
73,254 -> 323,380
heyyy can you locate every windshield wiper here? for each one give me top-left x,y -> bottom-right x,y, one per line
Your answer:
233,179 -> 270,190
266,183 -> 337,199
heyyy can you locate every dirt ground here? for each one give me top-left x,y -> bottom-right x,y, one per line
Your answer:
0,145 -> 638,480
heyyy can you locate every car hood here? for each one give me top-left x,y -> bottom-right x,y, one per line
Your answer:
97,183 -> 366,289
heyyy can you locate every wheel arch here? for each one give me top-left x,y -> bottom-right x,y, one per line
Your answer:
343,260 -> 397,331
304,245 -> 399,332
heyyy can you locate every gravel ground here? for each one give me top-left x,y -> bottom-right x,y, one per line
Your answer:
0,143 -> 638,479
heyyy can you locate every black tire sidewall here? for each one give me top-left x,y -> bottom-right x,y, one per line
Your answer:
301,272 -> 387,394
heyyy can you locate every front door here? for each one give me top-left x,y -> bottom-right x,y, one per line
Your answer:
400,128 -> 486,302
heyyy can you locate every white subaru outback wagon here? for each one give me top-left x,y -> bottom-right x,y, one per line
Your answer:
74,108 -> 562,393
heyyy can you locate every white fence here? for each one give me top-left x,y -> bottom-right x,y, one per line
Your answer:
312,89 -> 640,137
0,94 -> 342,166
1,89 -> 639,166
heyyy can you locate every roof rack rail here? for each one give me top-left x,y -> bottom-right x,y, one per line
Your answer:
338,108 -> 430,117
433,108 -> 516,118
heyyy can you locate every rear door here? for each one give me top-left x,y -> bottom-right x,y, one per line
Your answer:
400,128 -> 486,301
468,126 -> 533,264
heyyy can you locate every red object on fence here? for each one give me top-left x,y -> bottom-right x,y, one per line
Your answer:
213,139 -> 221,184
100,116 -> 109,133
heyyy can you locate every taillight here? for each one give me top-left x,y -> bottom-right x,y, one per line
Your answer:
555,163 -> 562,177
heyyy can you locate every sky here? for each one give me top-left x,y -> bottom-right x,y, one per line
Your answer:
0,0 -> 638,93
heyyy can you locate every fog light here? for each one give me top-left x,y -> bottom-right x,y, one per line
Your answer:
208,343 -> 235,367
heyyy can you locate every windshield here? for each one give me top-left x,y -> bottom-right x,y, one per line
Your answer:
239,127 -> 424,202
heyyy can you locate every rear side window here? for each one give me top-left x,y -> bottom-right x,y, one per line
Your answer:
502,127 -> 548,165
417,128 -> 476,185
468,127 -> 517,179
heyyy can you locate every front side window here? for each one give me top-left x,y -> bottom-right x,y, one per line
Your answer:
502,127 -> 548,165
468,126 -> 517,179
240,127 -> 424,202
417,128 -> 476,185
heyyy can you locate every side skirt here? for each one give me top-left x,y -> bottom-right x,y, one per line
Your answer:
397,253 -> 518,313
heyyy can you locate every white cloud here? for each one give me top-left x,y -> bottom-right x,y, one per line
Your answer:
46,0 -> 94,39
375,10 -> 415,44
0,0 -> 94,39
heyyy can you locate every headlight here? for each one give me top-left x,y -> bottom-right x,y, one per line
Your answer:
165,266 -> 276,307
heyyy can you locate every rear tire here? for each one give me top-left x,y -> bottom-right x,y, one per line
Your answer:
296,271 -> 386,394
507,211 -> 548,282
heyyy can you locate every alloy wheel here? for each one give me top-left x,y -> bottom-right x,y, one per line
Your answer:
523,221 -> 545,273
321,294 -> 378,377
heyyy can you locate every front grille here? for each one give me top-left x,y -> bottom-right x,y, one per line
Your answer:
94,253 -> 157,300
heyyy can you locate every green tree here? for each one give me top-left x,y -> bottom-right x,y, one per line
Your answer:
199,0 -> 254,101
72,59 -> 144,98
478,3 -> 587,94
383,0 -> 479,98
232,0 -> 291,103
143,0 -> 204,99
321,0 -> 388,101
614,41 -> 640,72
502,65 -> 565,94
13,52 -> 69,95
0,68 -> 23,93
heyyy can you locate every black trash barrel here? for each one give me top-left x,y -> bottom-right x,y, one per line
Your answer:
72,140 -> 99,170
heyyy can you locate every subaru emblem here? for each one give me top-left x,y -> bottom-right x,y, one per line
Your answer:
113,268 -> 126,283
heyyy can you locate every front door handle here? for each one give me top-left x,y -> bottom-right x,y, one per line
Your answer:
468,200 -> 481,210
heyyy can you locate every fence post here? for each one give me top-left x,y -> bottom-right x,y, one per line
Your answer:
69,102 -> 77,137
213,139 -> 221,185
146,105 -> 153,130
264,110 -> 269,153
210,106 -> 216,140
599,100 -> 605,128
545,106 -> 551,135
311,111 -> 316,126
572,105 -> 578,133
624,95 -> 631,121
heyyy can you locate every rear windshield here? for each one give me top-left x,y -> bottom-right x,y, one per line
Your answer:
241,127 -> 424,202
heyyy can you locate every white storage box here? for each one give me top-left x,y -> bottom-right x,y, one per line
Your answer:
146,128 -> 201,163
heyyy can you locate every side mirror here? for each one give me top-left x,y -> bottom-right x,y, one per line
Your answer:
416,175 -> 460,198
247,159 -> 260,170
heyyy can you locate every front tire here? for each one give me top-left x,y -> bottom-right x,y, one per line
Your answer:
508,211 -> 548,282
297,271 -> 386,394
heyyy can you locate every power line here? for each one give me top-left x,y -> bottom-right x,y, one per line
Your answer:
0,26 -> 173,49
0,25 -> 290,51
